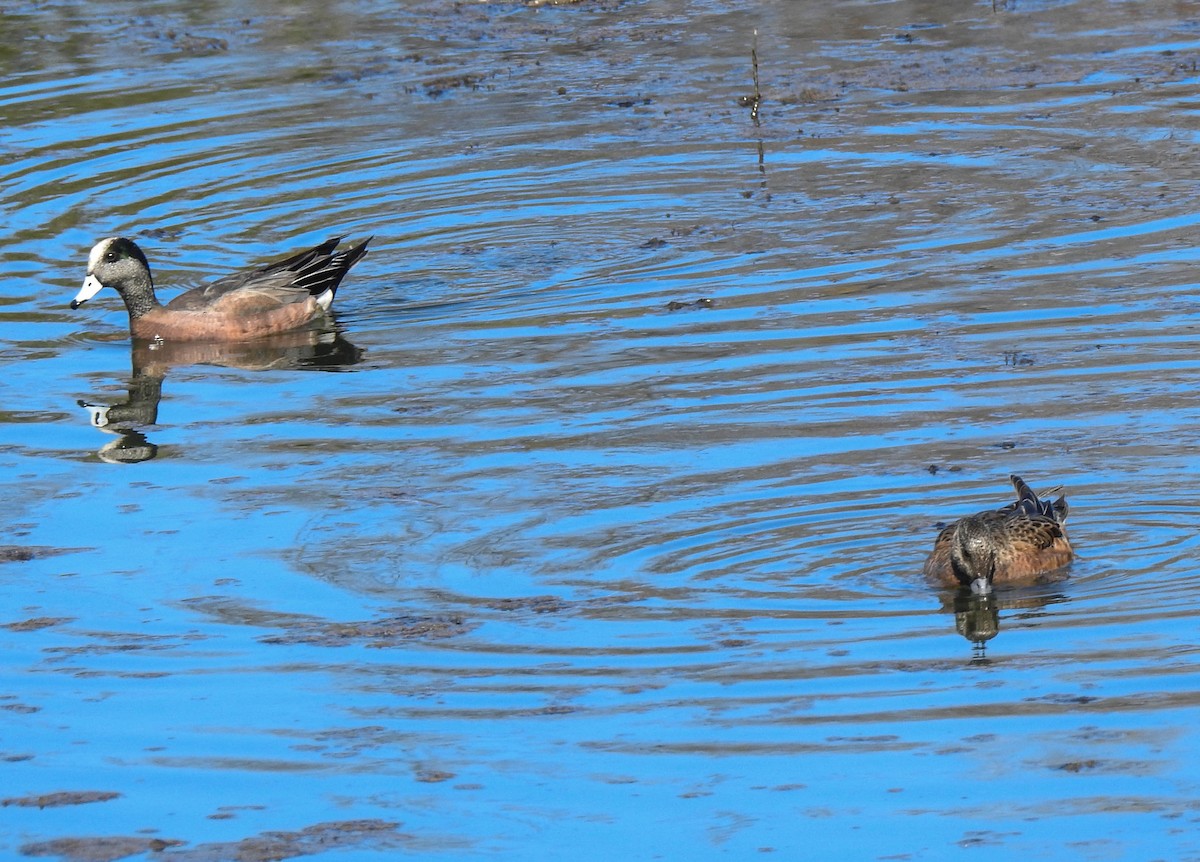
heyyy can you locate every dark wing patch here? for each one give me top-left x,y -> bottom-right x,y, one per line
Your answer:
290,238 -> 371,298
170,237 -> 370,306
253,237 -> 343,276
1008,474 -> 1068,521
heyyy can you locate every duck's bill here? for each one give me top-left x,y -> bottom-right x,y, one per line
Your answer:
71,274 -> 104,309
970,577 -> 993,596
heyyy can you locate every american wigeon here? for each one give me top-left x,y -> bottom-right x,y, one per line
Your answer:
923,474 -> 1073,595
71,235 -> 370,341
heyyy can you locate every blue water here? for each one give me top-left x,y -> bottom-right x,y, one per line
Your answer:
4,0 -> 1200,859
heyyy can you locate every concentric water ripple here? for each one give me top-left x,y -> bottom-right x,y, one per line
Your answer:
6,0 -> 1200,859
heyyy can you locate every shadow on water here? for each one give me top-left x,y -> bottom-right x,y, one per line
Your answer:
78,329 -> 362,463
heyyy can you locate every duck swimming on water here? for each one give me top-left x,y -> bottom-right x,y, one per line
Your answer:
71,235 -> 370,342
923,474 -> 1073,595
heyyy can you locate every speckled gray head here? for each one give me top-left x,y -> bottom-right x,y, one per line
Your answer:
951,518 -> 998,596
72,237 -> 152,309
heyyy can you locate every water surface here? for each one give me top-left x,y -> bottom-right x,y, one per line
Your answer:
4,1 -> 1200,859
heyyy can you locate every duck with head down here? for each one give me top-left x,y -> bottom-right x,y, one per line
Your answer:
923,474 -> 1073,595
71,235 -> 370,342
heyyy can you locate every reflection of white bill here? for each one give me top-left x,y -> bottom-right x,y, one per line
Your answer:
77,400 -> 111,428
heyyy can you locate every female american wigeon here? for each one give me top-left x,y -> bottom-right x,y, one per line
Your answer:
71,235 -> 370,342
923,474 -> 1073,595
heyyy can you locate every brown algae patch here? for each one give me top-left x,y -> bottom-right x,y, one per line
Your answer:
19,836 -> 182,861
3,791 -> 120,809
260,614 -> 476,647
0,546 -> 37,563
19,819 -> 404,861
3,617 -> 74,632
0,546 -> 83,564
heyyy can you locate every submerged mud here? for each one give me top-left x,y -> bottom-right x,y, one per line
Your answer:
20,820 -> 405,862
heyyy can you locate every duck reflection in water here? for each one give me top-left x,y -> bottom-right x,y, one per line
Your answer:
945,585 -> 1070,654
79,329 -> 362,464
953,591 -> 1000,652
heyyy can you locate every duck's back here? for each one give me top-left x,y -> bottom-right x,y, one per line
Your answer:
165,270 -> 316,313
140,279 -> 325,341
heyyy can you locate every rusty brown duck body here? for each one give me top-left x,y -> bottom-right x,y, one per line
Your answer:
923,475 -> 1073,595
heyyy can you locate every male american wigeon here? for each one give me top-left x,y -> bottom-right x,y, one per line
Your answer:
71,235 -> 370,342
923,474 -> 1073,595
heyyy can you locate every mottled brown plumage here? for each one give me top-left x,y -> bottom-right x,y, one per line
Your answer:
923,475 -> 1073,594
